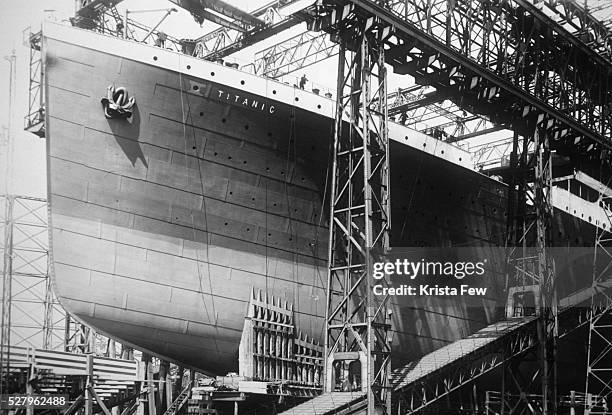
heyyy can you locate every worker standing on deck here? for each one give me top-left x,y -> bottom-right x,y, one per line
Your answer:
116,20 -> 124,37
156,31 -> 167,48
299,74 -> 307,90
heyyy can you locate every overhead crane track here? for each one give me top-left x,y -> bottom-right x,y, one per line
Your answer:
312,0 -> 612,164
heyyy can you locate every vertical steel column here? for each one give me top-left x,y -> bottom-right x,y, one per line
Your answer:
584,176 -> 612,414
85,354 -> 94,415
42,260 -> 54,349
26,355 -> 34,415
504,118 -> 556,413
24,31 -> 44,137
0,196 -> 14,398
65,318 -> 98,354
502,129 -> 530,415
4,197 -> 57,350
324,25 -> 391,414
1,54 -> 17,390
533,124 -> 557,415
64,314 -> 72,351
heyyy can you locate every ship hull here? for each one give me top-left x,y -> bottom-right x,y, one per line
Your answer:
44,23 -> 597,373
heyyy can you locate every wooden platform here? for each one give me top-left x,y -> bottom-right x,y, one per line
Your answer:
1,346 -> 140,399
2,346 -> 139,380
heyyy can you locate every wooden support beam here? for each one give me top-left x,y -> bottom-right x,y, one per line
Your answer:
89,385 -> 112,415
159,361 -> 170,412
108,339 -> 116,359
85,355 -> 94,415
26,350 -> 34,415
102,390 -> 143,411
136,361 -> 146,415
64,395 -> 85,415
175,366 -> 184,398
120,399 -> 139,415
142,354 -> 156,415
165,367 -> 173,410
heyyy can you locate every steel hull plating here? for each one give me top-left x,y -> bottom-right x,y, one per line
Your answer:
44,23 -> 596,373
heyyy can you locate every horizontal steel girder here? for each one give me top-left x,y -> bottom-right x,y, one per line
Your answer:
312,0 -> 612,164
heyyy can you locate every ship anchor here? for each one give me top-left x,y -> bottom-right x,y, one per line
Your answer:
101,85 -> 136,119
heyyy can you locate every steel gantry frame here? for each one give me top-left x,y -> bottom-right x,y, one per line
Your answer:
585,178 -> 612,414
73,0 -> 315,62
23,29 -> 45,138
524,0 -> 612,62
0,196 -> 66,353
385,86 -> 502,141
250,31 -> 503,143
311,0 -> 612,163
310,1 -> 602,413
0,195 -> 14,399
502,113 -> 558,414
0,196 -> 68,399
325,12 -> 392,414
251,31 -> 338,79
181,0 -> 313,61
533,124 -> 557,415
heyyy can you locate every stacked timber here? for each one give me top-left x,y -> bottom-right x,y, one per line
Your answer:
238,289 -> 323,396
215,373 -> 241,390
187,394 -> 216,415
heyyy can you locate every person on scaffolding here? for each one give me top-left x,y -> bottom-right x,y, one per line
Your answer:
334,360 -> 361,391
334,361 -> 349,391
348,360 -> 361,391
156,31 -> 167,48
116,20 -> 124,37
299,74 -> 307,90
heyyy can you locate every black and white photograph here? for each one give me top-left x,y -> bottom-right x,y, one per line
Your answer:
1,0 -> 612,414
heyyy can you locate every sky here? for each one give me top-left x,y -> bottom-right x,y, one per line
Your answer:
0,1 -> 73,197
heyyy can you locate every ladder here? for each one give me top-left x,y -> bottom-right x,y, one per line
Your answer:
162,381 -> 192,415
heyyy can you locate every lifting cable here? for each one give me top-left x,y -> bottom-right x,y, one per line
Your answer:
178,69 -> 218,334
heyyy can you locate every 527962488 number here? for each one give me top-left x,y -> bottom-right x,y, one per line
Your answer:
1,395 -> 69,409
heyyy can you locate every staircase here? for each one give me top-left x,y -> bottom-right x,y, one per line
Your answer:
279,392 -> 366,415
278,279 -> 611,414
162,381 -> 192,415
